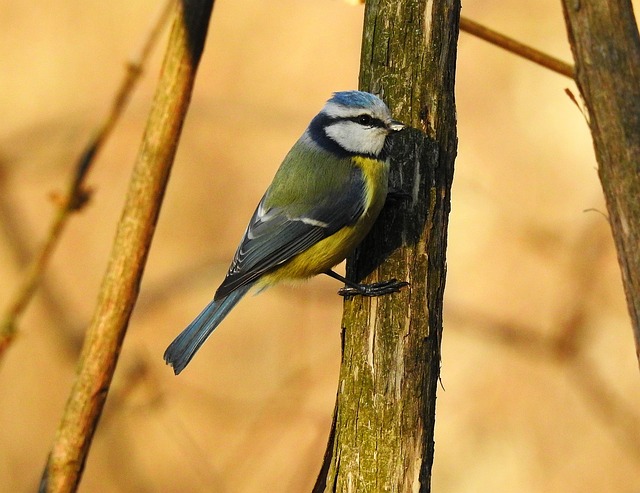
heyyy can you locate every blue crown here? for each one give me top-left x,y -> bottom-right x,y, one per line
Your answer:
330,91 -> 382,109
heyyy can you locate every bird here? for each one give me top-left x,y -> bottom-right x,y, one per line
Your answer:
164,90 -> 407,374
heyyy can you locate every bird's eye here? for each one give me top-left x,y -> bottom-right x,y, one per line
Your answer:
356,114 -> 373,126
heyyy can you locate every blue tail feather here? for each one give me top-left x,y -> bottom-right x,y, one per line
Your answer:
164,284 -> 252,374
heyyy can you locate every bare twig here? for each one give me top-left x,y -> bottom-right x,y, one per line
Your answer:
39,1 -> 215,491
460,16 -> 575,79
0,0 -> 174,359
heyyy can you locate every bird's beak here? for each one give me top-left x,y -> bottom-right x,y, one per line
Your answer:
387,119 -> 405,132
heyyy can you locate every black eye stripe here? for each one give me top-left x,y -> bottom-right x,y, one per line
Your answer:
307,111 -> 389,159
346,115 -> 386,128
321,115 -> 386,129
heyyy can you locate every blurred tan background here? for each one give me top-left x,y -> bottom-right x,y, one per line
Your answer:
1,1 -> 639,492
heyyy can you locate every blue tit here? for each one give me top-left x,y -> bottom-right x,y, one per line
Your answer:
164,91 -> 406,374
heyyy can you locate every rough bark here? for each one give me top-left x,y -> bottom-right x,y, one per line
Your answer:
560,0 -> 640,364
314,0 -> 459,491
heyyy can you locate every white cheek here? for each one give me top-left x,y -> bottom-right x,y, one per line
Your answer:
325,122 -> 386,155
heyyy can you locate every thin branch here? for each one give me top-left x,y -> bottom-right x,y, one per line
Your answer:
39,1 -> 215,491
0,0 -> 174,359
561,0 -> 640,366
460,16 -> 575,79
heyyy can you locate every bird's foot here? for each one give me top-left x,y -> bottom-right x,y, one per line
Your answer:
385,188 -> 412,205
338,279 -> 409,298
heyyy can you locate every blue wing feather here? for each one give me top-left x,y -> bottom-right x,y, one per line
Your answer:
214,166 -> 366,299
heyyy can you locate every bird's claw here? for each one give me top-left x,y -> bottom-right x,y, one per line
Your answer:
338,279 -> 409,298
386,189 -> 412,204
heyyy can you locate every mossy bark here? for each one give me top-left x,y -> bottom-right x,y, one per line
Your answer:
314,1 -> 459,491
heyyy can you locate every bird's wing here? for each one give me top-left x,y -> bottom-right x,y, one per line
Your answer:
214,166 -> 366,300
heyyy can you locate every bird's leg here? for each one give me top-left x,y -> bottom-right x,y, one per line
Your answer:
385,188 -> 412,205
324,270 -> 409,298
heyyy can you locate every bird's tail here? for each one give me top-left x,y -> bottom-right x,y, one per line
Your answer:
164,284 -> 252,374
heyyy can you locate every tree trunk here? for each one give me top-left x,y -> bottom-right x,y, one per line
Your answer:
560,0 -> 640,365
314,0 -> 459,491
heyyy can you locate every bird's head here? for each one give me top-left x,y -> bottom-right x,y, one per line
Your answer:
307,91 -> 405,158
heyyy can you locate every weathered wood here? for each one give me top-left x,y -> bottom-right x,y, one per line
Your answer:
560,0 -> 640,364
314,0 -> 459,491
